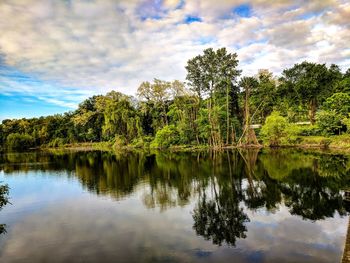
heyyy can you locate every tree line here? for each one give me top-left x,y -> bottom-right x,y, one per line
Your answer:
1,47 -> 350,150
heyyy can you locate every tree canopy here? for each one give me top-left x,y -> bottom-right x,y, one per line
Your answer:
1,48 -> 349,151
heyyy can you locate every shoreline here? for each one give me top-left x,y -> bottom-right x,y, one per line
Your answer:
34,141 -> 350,154
2,134 -> 350,154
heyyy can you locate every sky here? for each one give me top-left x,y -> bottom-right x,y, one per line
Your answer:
0,0 -> 349,120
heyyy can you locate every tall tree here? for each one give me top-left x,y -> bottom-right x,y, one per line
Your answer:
137,79 -> 171,129
186,48 -> 241,146
280,62 -> 338,124
238,77 -> 259,146
250,69 -> 277,122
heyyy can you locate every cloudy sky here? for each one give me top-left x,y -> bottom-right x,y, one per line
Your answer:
0,0 -> 349,119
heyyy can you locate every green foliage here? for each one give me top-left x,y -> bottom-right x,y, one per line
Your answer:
1,49 -> 349,151
47,138 -> 66,147
260,112 -> 289,146
250,70 -> 277,122
280,62 -> 340,123
186,47 -> 240,98
130,136 -> 153,148
342,116 -> 350,133
313,93 -> 350,135
6,133 -> 35,150
323,92 -> 350,116
151,125 -> 180,148
112,135 -> 127,149
0,183 -> 9,208
0,182 -> 9,234
319,138 -> 332,149
286,124 -> 321,137
316,110 -> 343,135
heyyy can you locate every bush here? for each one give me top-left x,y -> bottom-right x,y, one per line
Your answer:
260,112 -> 289,146
319,138 -> 331,149
112,135 -> 126,149
297,125 -> 321,136
323,92 -> 350,116
6,133 -> 35,150
342,116 -> 350,133
47,138 -> 66,147
151,125 -> 180,148
130,136 -> 153,148
316,110 -> 343,135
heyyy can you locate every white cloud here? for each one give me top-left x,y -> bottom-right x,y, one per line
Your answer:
0,0 -> 349,111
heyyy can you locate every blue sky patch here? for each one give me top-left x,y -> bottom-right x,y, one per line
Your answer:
0,93 -> 70,120
0,65 -> 89,120
184,15 -> 202,24
233,3 -> 252,18
196,36 -> 215,45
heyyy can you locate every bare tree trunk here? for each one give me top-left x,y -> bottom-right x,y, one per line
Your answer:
163,104 -> 168,126
240,84 -> 259,146
309,98 -> 317,125
244,84 -> 250,144
226,83 -> 230,145
231,124 -> 236,145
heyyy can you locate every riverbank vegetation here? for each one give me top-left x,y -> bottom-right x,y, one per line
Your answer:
1,47 -> 350,151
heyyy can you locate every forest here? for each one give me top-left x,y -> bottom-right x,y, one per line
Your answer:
1,47 -> 350,151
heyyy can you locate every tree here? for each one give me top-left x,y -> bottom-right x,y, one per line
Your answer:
280,62 -> 338,124
150,125 -> 180,148
167,92 -> 200,144
186,48 -> 241,146
96,91 -> 140,143
238,76 -> 259,146
137,79 -> 171,129
316,93 -> 350,135
6,133 -> 35,150
72,96 -> 104,142
260,111 -> 289,146
0,182 -> 9,234
251,69 -> 277,122
323,92 -> 350,116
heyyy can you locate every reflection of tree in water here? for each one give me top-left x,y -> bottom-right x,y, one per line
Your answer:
0,183 -> 10,234
193,189 -> 249,246
258,150 -> 350,220
192,151 -> 249,246
280,167 -> 350,220
1,149 -> 350,235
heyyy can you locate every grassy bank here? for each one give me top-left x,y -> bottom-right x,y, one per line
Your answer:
36,134 -> 350,154
290,135 -> 350,152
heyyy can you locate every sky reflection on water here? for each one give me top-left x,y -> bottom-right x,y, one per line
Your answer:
0,149 -> 349,263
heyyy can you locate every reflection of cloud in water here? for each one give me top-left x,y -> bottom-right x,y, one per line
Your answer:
241,205 -> 347,262
0,194 -> 346,263
1,150 -> 349,262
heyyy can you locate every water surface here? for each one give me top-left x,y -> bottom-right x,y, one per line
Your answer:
0,149 -> 349,263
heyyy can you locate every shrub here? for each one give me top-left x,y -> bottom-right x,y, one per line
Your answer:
130,138 -> 144,148
317,92 -> 350,135
319,138 -> 332,149
151,125 -> 180,148
6,133 -> 35,150
260,112 -> 289,146
47,138 -> 66,147
112,135 -> 126,149
323,92 -> 350,116
297,125 -> 321,136
316,110 -> 343,135
342,116 -> 350,133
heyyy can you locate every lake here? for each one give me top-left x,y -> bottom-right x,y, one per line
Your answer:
0,149 -> 349,263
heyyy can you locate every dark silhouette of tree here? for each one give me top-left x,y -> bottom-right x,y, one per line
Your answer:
192,154 -> 249,246
0,183 -> 10,234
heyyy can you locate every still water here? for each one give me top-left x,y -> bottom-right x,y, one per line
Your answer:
0,149 -> 350,263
